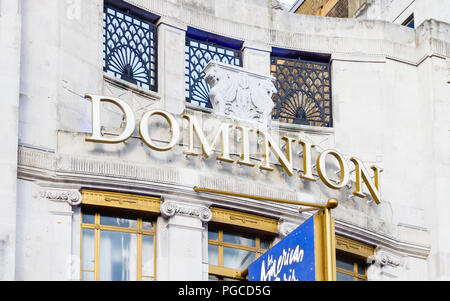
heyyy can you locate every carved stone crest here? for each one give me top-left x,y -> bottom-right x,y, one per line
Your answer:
204,61 -> 277,125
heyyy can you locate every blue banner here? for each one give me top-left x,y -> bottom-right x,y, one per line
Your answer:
248,216 -> 317,281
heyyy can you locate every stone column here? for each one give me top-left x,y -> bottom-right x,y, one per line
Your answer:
0,0 -> 22,281
156,17 -> 187,115
160,200 -> 212,281
242,41 -> 272,76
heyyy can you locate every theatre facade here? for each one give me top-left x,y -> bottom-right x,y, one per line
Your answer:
1,0 -> 450,281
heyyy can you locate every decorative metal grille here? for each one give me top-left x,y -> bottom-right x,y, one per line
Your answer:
271,57 -> 332,127
185,37 -> 242,108
103,6 -> 157,91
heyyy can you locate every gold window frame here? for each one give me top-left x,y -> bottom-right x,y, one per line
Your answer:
335,235 -> 375,281
208,207 -> 279,280
80,190 -> 160,281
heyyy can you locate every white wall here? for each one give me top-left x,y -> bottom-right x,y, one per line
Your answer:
9,0 -> 450,280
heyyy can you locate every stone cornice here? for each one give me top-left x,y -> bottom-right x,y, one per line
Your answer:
335,219 -> 431,260
17,145 -> 431,259
125,0 -> 450,66
17,145 -> 299,220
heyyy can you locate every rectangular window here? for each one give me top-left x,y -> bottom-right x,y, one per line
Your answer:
208,227 -> 272,281
80,210 -> 156,281
271,51 -> 332,127
335,235 -> 375,281
185,33 -> 242,108
103,4 -> 158,91
336,252 -> 368,281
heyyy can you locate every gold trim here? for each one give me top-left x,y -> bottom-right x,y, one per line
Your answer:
81,189 -> 160,214
336,235 -> 375,259
80,211 -> 157,281
210,207 -> 278,235
209,266 -> 246,280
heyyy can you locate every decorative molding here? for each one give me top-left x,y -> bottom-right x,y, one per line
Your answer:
204,61 -> 277,125
124,0 -> 450,66
37,188 -> 82,206
57,153 -> 181,185
336,235 -> 375,259
81,189 -> 161,214
377,254 -> 402,267
210,207 -> 279,235
199,174 -> 298,205
335,219 -> 430,260
18,145 -> 56,171
161,201 -> 212,222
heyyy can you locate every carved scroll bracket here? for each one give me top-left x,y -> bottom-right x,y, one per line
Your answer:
161,201 -> 212,222
36,187 -> 82,206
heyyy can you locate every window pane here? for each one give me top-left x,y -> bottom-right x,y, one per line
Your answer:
208,245 -> 219,266
81,228 -> 95,271
223,247 -> 255,270
337,272 -> 354,281
99,231 -> 137,281
142,220 -> 154,231
209,275 -> 220,281
357,263 -> 366,275
336,257 -> 354,271
208,230 -> 219,241
223,232 -> 255,247
82,213 -> 95,224
142,235 -> 154,277
100,215 -> 137,229
142,276 -> 154,281
260,239 -> 271,250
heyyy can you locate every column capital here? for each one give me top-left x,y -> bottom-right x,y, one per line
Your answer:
36,187 -> 82,206
161,200 -> 212,222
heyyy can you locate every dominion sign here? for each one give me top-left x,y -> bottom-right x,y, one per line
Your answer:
83,92 -> 383,205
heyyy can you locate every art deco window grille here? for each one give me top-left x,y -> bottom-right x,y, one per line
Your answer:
185,37 -> 242,108
103,5 -> 157,91
271,57 -> 332,127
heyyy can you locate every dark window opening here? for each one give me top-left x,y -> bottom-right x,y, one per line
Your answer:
185,28 -> 243,108
103,1 -> 159,91
271,48 -> 333,127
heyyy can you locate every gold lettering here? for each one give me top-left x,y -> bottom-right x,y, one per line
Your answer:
298,140 -> 317,181
139,110 -> 180,151
258,130 -> 295,176
317,149 -> 350,189
85,94 -> 136,144
182,115 -> 234,163
236,125 -> 255,167
349,157 -> 383,204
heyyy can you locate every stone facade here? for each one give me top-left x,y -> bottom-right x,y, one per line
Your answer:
0,0 -> 449,281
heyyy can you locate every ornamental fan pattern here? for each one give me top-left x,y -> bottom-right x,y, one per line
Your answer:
103,6 -> 157,91
271,57 -> 332,127
185,37 -> 242,108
